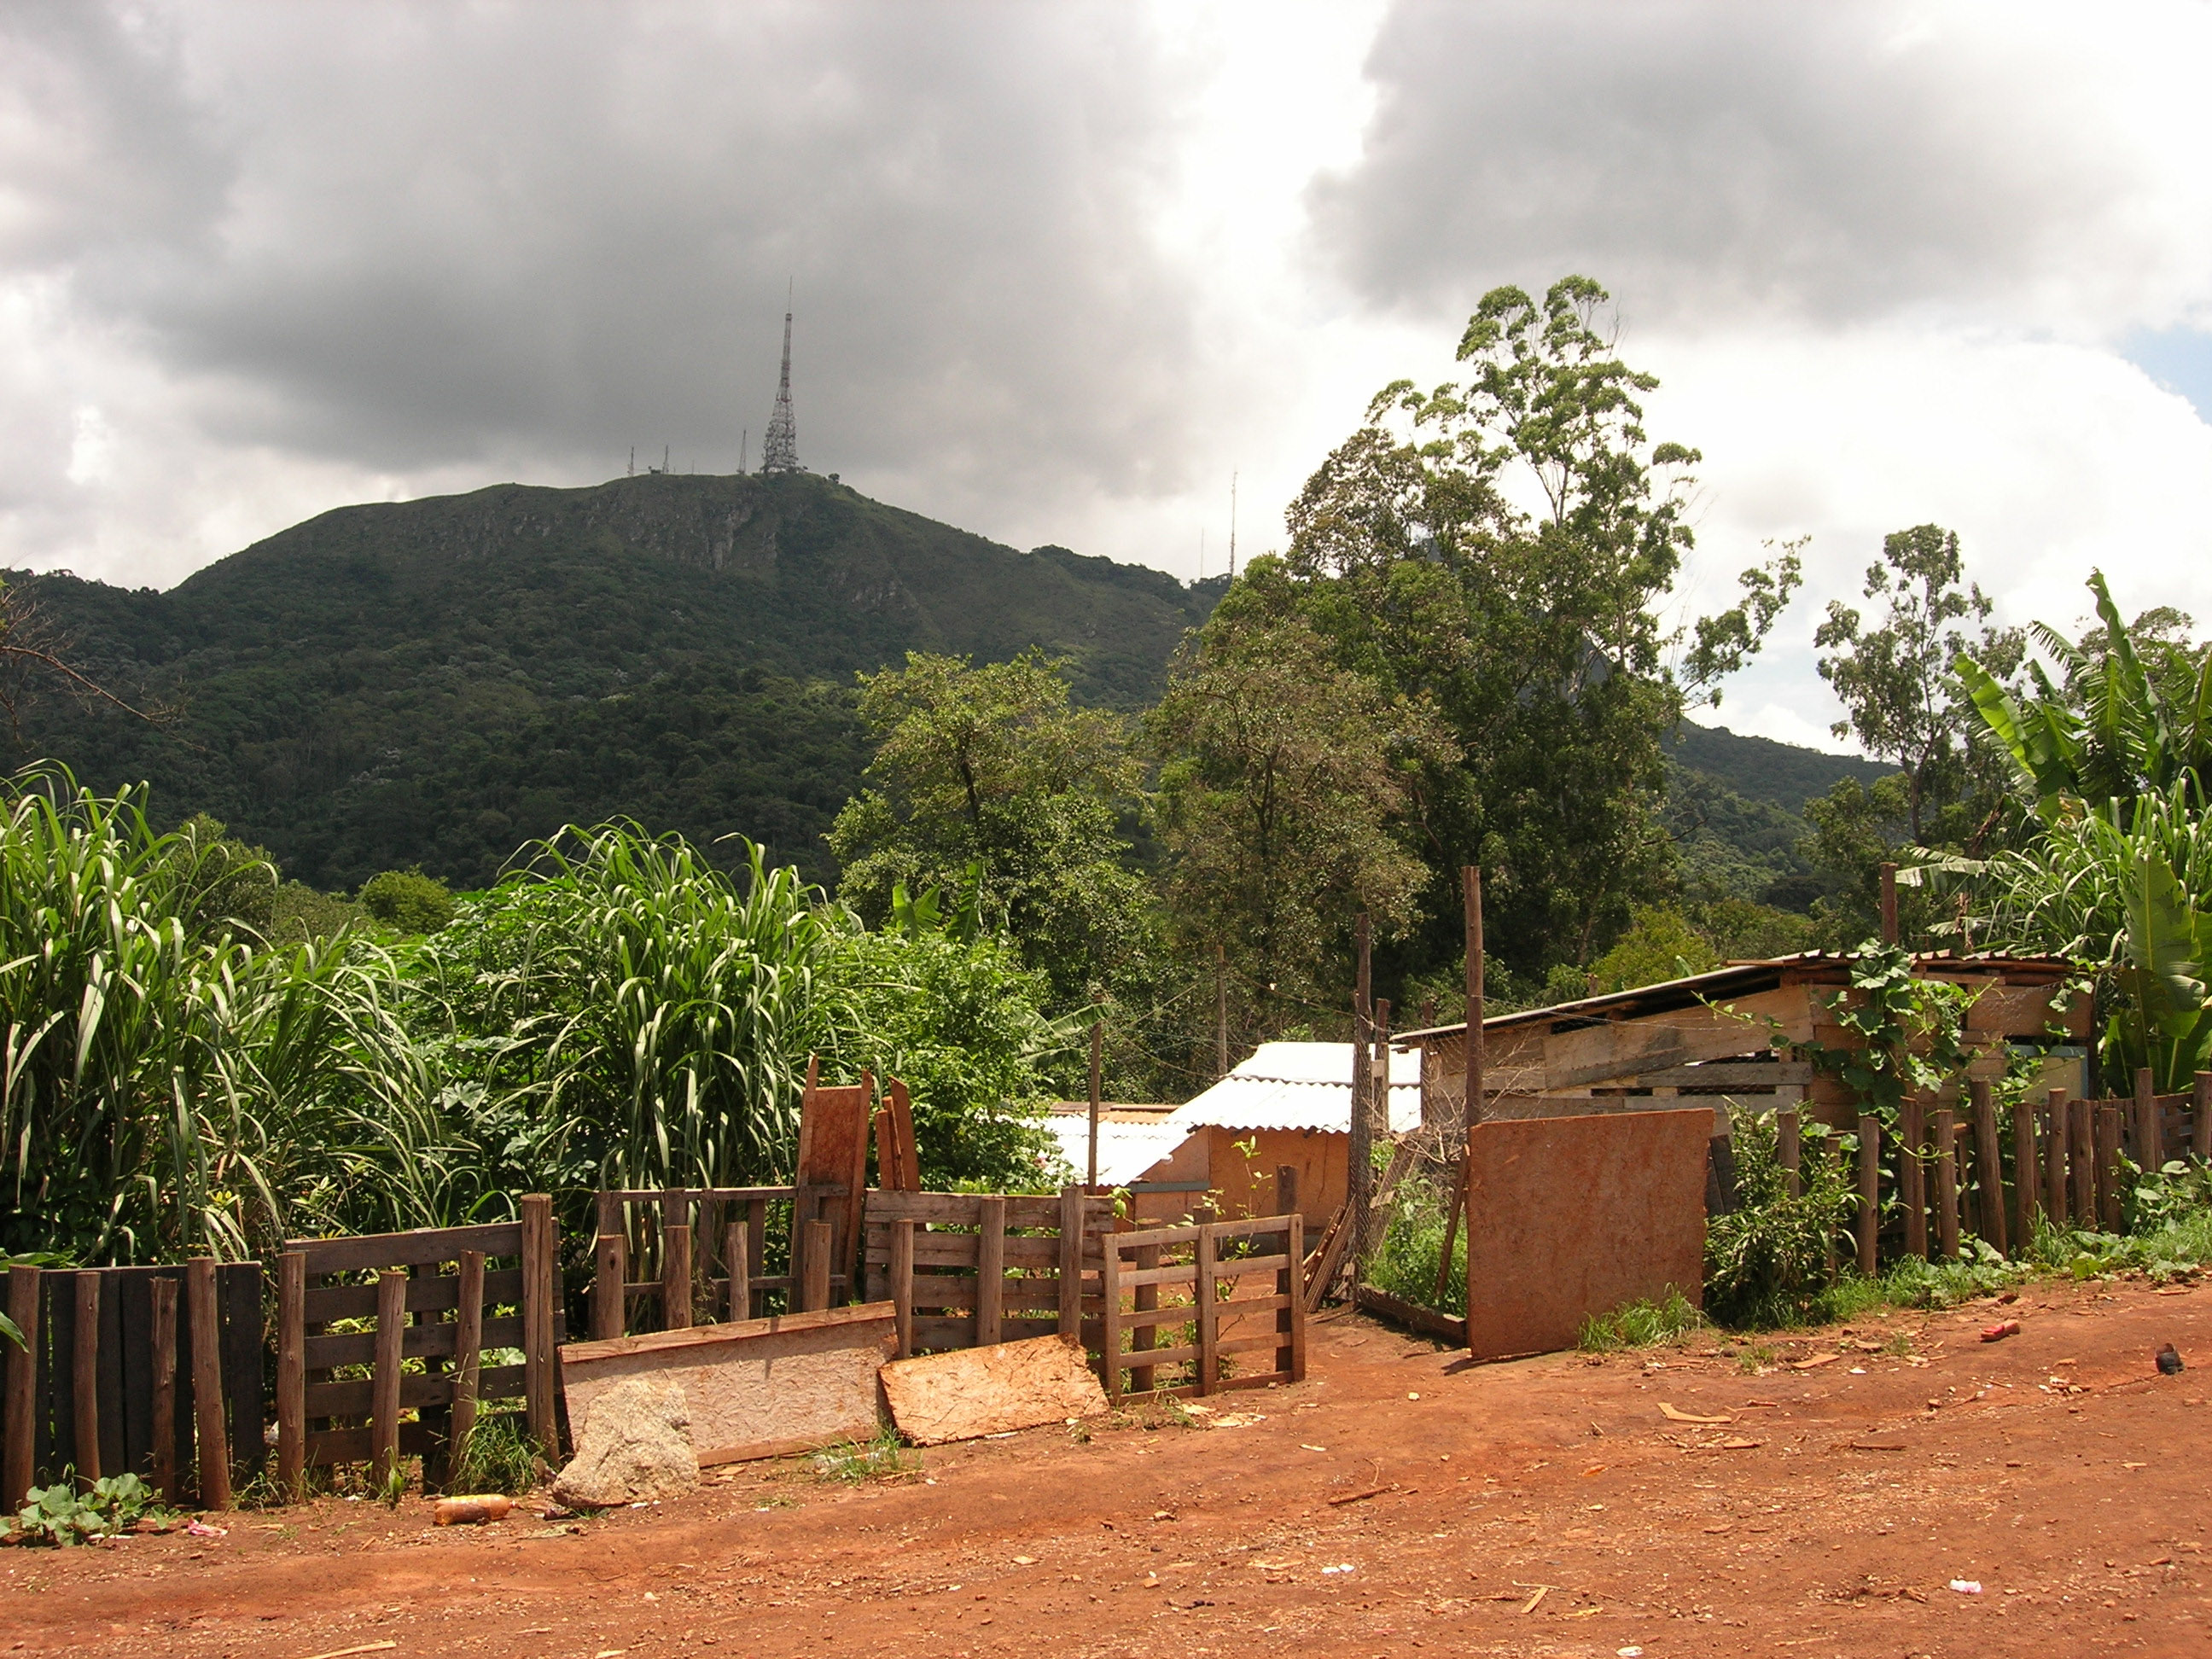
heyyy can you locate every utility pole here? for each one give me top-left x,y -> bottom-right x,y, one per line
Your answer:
1214,942 -> 1229,1080
1086,1021 -> 1103,1192
1439,866 -> 1484,1307
1348,913 -> 1373,1273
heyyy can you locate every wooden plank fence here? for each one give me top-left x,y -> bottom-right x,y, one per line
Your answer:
1842,1069 -> 2212,1269
275,1196 -> 562,1492
1097,1212 -> 1305,1400
589,1184 -> 848,1340
865,1187 -> 1116,1358
1,1261 -> 261,1510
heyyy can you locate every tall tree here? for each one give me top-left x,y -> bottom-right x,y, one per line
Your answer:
826,650 -> 1152,1016
1274,276 -> 1797,980
1814,524 -> 2020,845
1148,605 -> 1455,1039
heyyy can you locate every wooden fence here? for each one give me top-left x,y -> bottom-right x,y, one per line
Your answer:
2,1260 -> 262,1510
589,1185 -> 850,1340
864,1187 -> 1116,1358
274,1196 -> 562,1490
1838,1070 -> 2212,1270
1097,1213 -> 1306,1400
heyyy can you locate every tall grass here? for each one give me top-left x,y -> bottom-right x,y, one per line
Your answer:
2,772 -> 1066,1263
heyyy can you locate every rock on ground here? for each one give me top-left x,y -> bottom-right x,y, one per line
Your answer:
551,1377 -> 699,1508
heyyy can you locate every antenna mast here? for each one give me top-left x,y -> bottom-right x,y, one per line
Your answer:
741,428 -> 748,474
1228,471 -> 1237,578
761,282 -> 802,474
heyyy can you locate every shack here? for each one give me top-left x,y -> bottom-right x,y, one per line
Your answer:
1399,951 -> 2088,1131
1048,1042 -> 1421,1227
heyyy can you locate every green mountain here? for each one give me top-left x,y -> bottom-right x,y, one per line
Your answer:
11,472 -> 1225,891
1662,720 -> 1895,912
9,469 -> 1889,911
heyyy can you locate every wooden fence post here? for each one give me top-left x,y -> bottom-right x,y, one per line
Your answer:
1855,1115 -> 1881,1277
1901,1094 -> 1928,1260
1277,1167 -> 1305,1383
1195,1223 -> 1220,1395
1934,1107 -> 1960,1261
2197,1071 -> 2212,1160
1057,1185 -> 1085,1341
889,1220 -> 915,1360
276,1251 -> 306,1496
661,1190 -> 693,1331
801,1219 -> 833,1313
975,1195 -> 1006,1348
2069,1096 -> 2095,1224
186,1258 -> 232,1509
1131,1240 -> 1159,1394
1778,1107 -> 1802,1200
2136,1067 -> 2163,1172
2096,1103 -> 2124,1231
72,1272 -> 102,1487
1970,1080 -> 2006,1257
3,1264 -> 38,1509
148,1276 -> 179,1502
520,1193 -> 556,1452
2045,1091 -> 2069,1226
2011,1093 -> 2038,1251
452,1249 -> 484,1458
725,1219 -> 749,1324
370,1270 -> 406,1489
592,1226 -> 626,1342
1098,1232 -> 1123,1402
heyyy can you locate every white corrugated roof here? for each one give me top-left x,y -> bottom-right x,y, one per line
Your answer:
1167,1041 -> 1421,1136
1041,1114 -> 1190,1186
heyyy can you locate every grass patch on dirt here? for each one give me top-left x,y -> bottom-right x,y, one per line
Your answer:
1577,1288 -> 1705,1351
808,1423 -> 915,1484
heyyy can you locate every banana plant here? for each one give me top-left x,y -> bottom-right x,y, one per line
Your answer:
1958,569 -> 2212,823
2106,847 -> 2212,1094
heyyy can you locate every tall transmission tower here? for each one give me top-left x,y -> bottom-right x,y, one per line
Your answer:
760,293 -> 802,474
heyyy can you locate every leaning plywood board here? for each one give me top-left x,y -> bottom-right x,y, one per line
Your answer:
880,1334 -> 1108,1446
559,1301 -> 896,1464
1462,1109 -> 1710,1361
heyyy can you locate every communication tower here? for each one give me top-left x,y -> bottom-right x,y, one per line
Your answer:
760,293 -> 802,474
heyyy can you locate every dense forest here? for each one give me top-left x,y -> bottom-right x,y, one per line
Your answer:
6,274 -> 2210,1275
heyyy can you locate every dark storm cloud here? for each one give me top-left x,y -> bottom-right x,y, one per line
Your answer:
1309,1 -> 2165,330
7,2 -> 1205,492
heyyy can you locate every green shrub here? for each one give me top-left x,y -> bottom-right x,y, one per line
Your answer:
1703,1106 -> 1856,1327
444,1412 -> 546,1495
10,1471 -> 162,1545
358,869 -> 457,934
1578,1288 -> 1704,1351
1364,1173 -> 1465,1317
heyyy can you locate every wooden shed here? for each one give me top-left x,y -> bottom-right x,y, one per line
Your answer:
1398,952 -> 2089,1132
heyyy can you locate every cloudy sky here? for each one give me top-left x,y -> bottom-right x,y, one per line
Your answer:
6,1 -> 2212,750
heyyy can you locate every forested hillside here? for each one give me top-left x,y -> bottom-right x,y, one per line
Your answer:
8,472 -> 1225,890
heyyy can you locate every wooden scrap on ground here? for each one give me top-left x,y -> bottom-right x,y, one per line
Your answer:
879,1334 -> 1107,1446
557,1301 -> 896,1465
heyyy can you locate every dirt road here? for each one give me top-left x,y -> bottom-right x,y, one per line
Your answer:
11,1273 -> 2212,1657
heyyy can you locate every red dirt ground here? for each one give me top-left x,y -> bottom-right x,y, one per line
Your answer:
11,1273 -> 2212,1658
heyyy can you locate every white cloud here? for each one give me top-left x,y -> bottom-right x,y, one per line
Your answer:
2,0 -> 2211,748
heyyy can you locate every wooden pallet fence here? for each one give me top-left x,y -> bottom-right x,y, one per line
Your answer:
0,1261 -> 262,1510
1096,1213 -> 1305,1401
275,1198 -> 562,1493
864,1188 -> 1116,1358
589,1184 -> 851,1340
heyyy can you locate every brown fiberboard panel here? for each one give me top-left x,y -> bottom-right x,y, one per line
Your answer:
1462,1109 -> 1709,1360
880,1334 -> 1109,1446
559,1302 -> 895,1464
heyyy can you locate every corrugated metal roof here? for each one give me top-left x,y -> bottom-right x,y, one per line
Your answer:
1395,950 -> 2080,1043
1168,1041 -> 1422,1136
1041,1115 -> 1190,1187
